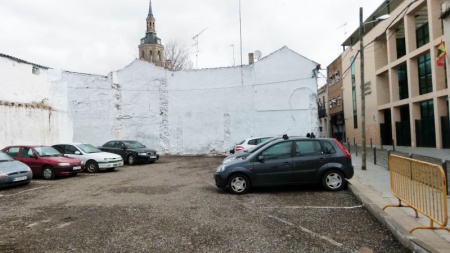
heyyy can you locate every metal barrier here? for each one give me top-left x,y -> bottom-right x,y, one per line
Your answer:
383,155 -> 450,233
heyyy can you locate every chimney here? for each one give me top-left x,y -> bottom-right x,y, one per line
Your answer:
248,53 -> 254,65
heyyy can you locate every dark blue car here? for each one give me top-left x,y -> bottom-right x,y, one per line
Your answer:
214,136 -> 353,194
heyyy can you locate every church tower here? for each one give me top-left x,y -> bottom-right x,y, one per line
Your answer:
139,0 -> 164,67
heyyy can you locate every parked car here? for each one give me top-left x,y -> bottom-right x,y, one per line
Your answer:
52,143 -> 124,173
224,137 -> 279,164
98,140 -> 159,165
214,136 -> 353,194
0,151 -> 33,188
232,136 -> 272,153
1,146 -> 84,180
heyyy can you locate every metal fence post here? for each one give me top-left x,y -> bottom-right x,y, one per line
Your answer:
392,139 -> 395,152
348,142 -> 351,154
387,149 -> 391,170
355,142 -> 358,157
373,147 -> 376,165
442,160 -> 448,195
370,138 -> 372,148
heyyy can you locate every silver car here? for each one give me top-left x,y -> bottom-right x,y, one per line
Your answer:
52,143 -> 124,173
0,151 -> 33,188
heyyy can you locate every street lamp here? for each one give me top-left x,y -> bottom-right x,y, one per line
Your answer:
359,8 -> 389,170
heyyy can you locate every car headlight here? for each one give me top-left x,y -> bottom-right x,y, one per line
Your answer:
58,162 -> 70,166
138,152 -> 148,156
0,171 -> 7,178
216,165 -> 227,173
27,168 -> 32,174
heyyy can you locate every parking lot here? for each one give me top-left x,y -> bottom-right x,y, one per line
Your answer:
0,156 -> 409,253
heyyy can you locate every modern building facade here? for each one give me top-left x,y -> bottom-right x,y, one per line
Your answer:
340,0 -> 449,149
138,0 -> 165,67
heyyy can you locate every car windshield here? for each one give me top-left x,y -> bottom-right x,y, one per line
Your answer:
78,144 -> 101,153
0,151 -> 13,162
123,141 -> 146,149
34,146 -> 62,157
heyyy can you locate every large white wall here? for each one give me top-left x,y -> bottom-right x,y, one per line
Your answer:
64,46 -> 319,154
0,55 -> 73,148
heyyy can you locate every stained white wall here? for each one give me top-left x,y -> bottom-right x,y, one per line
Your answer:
64,46 -> 319,154
0,56 -> 72,148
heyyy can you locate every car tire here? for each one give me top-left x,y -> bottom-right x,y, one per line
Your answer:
86,160 -> 99,173
322,170 -> 345,191
42,166 -> 55,180
127,154 -> 136,165
227,174 -> 250,194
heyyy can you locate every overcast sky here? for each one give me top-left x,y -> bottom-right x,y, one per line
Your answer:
0,0 -> 383,83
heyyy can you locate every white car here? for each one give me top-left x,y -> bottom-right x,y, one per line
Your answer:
232,136 -> 272,153
52,143 -> 124,173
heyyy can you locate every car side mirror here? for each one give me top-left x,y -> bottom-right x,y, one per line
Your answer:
74,151 -> 81,155
258,155 -> 265,162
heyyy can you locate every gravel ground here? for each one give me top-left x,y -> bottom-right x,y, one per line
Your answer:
0,156 -> 410,253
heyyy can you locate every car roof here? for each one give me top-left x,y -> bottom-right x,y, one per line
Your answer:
4,145 -> 48,148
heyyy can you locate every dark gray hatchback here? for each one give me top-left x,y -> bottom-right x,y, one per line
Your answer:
214,136 -> 353,194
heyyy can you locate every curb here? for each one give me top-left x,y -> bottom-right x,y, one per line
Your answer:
347,181 -> 440,253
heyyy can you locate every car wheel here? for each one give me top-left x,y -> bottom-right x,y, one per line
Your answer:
322,170 -> 345,191
228,174 -> 250,194
86,160 -> 99,173
127,154 -> 136,165
42,166 -> 55,180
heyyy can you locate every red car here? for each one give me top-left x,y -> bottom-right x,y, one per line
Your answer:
1,145 -> 84,180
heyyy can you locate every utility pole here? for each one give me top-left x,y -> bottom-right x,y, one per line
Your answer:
239,0 -> 243,85
192,27 -> 208,69
360,7 -> 366,170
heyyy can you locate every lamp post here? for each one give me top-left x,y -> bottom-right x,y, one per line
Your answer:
359,8 -> 389,170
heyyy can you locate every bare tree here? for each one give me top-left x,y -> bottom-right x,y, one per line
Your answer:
164,40 -> 193,71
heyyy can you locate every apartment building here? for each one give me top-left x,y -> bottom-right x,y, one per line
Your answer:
340,0 -> 449,149
318,84 -> 330,138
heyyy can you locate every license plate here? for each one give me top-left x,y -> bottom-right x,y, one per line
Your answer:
150,156 -> 157,159
112,163 -> 118,167
13,176 -> 27,182
73,166 -> 81,170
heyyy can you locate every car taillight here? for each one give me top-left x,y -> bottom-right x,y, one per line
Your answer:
334,139 -> 351,160
235,145 -> 244,151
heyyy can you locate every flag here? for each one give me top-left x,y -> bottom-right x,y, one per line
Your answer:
437,41 -> 446,67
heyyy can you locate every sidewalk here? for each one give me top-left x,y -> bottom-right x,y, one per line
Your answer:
347,147 -> 450,253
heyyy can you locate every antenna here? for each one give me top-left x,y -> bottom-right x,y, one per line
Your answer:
229,44 -> 235,67
192,27 -> 208,69
254,50 -> 262,61
337,23 -> 348,39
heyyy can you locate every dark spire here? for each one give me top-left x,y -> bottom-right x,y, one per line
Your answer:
148,0 -> 154,18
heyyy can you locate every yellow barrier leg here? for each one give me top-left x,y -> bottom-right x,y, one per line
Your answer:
383,199 -> 419,218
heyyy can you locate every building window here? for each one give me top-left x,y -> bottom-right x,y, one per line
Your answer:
398,64 -> 408,99
150,50 -> 153,61
158,51 -> 161,61
337,97 -> 342,105
418,53 -> 432,95
420,100 -> 434,119
396,37 -> 406,59
351,56 -> 357,128
416,22 -> 429,49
